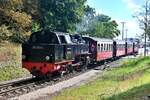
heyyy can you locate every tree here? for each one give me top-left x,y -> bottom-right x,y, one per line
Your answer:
0,0 -> 87,43
22,0 -> 87,33
39,0 -> 87,32
0,0 -> 119,42
22,0 -> 41,33
78,13 -> 120,38
134,0 -> 150,56
134,1 -> 150,39
76,5 -> 96,33
0,0 -> 32,42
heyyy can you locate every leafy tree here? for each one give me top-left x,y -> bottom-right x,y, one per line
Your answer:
23,0 -> 87,33
0,0 -> 120,43
0,0 -> 32,43
78,13 -> 120,38
0,0 -> 88,43
0,25 -> 12,42
134,1 -> 150,40
39,0 -> 87,32
76,5 -> 96,33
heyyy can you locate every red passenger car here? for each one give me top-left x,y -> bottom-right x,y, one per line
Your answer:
83,37 -> 114,61
115,40 -> 126,57
127,41 -> 134,55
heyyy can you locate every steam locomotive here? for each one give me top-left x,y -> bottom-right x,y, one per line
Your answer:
22,30 -> 138,77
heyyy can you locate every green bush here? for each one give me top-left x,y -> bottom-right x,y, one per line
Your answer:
9,32 -> 26,43
0,25 -> 12,42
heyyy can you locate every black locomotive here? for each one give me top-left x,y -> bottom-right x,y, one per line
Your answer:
22,30 -> 91,77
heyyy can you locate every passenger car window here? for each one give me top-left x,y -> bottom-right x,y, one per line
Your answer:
98,44 -> 100,51
101,44 -> 103,52
104,44 -> 106,51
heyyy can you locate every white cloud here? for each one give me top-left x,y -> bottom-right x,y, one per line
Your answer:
122,0 -> 141,12
126,20 -> 143,37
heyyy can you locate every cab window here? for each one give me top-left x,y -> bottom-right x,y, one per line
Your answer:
59,35 -> 67,44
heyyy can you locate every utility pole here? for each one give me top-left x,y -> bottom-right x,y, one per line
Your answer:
125,29 -> 128,42
144,0 -> 149,56
121,22 -> 126,40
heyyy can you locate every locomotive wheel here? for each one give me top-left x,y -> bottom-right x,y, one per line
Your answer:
86,56 -> 91,68
45,72 -> 52,79
67,65 -> 74,73
82,56 -> 90,71
82,61 -> 88,71
74,65 -> 82,72
60,66 -> 70,77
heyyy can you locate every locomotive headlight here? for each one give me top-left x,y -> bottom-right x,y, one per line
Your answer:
45,56 -> 50,61
22,55 -> 26,60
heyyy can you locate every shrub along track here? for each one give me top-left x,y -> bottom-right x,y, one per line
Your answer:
0,58 -> 124,99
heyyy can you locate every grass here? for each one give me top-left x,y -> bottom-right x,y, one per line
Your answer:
0,43 -> 30,82
0,43 -> 21,66
0,65 -> 29,82
52,57 -> 150,100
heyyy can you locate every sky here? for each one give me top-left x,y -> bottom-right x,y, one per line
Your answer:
87,0 -> 145,39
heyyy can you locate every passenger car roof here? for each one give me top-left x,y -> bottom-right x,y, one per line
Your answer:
83,36 -> 113,42
115,40 -> 126,44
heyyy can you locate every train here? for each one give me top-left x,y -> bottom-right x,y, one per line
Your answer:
22,29 -> 138,78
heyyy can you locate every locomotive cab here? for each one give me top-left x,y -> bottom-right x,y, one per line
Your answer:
23,30 -> 63,63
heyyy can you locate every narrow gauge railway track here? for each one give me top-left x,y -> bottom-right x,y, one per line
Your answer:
0,77 -> 33,90
0,70 -> 86,98
0,59 -> 122,99
0,77 -> 39,98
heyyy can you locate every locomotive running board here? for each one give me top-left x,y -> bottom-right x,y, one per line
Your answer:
71,62 -> 81,67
